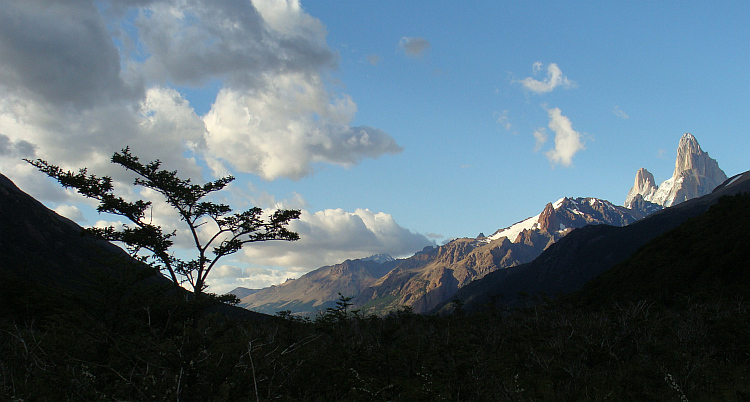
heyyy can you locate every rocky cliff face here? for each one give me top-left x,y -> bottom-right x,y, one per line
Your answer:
625,133 -> 727,211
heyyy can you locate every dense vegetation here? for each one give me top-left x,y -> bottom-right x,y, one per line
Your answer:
2,196 -> 748,400
2,275 -> 748,400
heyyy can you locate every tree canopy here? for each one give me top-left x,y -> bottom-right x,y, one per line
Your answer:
26,148 -> 300,295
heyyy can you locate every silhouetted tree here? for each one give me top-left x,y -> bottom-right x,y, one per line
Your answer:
26,147 -> 300,295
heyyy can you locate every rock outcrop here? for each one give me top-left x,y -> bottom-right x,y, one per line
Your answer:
625,133 -> 727,212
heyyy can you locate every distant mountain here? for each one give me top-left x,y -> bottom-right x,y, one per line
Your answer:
240,133 -> 732,317
238,255 -> 397,315
228,287 -> 261,300
352,197 -> 644,314
240,197 -> 650,316
625,133 -> 727,211
441,170 -> 750,313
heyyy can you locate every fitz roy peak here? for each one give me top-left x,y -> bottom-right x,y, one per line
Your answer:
625,133 -> 727,212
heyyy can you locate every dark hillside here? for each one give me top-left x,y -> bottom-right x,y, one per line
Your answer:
572,193 -> 750,305
0,173 -> 166,292
0,173 -> 261,321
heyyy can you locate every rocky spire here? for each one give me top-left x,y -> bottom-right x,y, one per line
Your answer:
537,202 -> 558,232
625,133 -> 728,212
624,168 -> 657,209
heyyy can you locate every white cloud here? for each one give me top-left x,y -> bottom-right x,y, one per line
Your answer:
612,105 -> 629,119
54,204 -> 84,222
542,107 -> 585,167
203,77 -> 402,180
209,264 -> 244,279
92,220 -> 126,231
399,37 -> 431,58
518,63 -> 574,94
239,208 -> 434,271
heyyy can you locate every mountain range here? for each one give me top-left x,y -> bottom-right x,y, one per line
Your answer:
234,133 -> 738,316
1,132 -> 740,320
236,196 -> 647,315
441,169 -> 750,312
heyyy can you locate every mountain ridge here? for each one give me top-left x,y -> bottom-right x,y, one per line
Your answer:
240,195 -> 646,316
440,169 -> 750,313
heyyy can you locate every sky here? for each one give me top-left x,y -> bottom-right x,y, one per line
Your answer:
1,0 -> 748,294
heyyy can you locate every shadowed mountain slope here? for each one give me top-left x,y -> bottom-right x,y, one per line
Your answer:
573,192 -> 750,305
0,173 -> 263,321
0,173 -> 153,291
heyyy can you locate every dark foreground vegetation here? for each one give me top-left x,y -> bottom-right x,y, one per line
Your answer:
2,276 -> 748,401
2,195 -> 748,401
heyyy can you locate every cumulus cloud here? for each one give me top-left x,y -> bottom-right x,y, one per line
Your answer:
133,0 -> 336,89
0,1 -> 137,109
239,208 -> 434,271
542,107 -> 585,167
203,78 -> 402,180
518,62 -> 574,94
399,37 -> 431,58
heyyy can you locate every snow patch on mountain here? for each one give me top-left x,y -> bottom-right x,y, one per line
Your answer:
487,197 -> 566,242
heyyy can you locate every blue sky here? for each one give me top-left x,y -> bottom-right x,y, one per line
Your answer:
0,1 -> 748,293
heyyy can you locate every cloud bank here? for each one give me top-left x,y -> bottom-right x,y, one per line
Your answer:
240,208 -> 434,270
518,62 -> 574,94
203,75 -> 402,181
